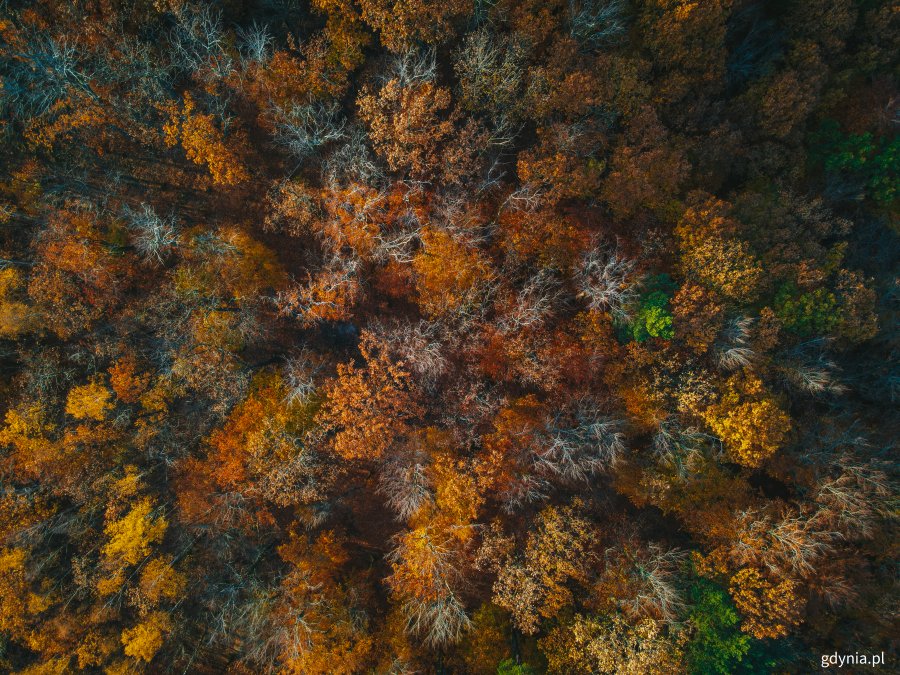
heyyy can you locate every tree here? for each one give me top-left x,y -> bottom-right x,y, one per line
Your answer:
684,578 -> 751,674
0,546 -> 48,650
65,378 -> 113,421
498,207 -> 590,270
702,372 -> 791,468
515,123 -> 605,206
319,331 -> 423,461
357,55 -> 457,181
121,612 -> 172,663
312,0 -> 372,72
0,402 -> 67,486
492,503 -> 598,634
27,205 -> 128,338
203,371 -> 326,511
135,556 -> 187,610
266,530 -> 375,674
728,568 -> 803,640
412,226 -> 494,318
163,92 -> 249,186
596,541 -> 687,622
358,0 -> 471,52
0,267 -> 38,337
477,395 -> 545,509
457,604 -> 513,674
276,257 -> 361,326
601,108 -> 688,220
387,524 -> 472,647
454,28 -> 528,137
630,290 -> 675,343
675,194 -> 763,303
672,282 -> 725,354
539,614 -> 685,675
576,243 -> 639,320
639,0 -> 731,103
108,354 -> 151,404
102,497 -> 168,568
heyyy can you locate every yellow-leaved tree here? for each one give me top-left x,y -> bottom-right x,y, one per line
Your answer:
163,93 -> 249,186
703,371 -> 791,467
102,498 -> 168,568
121,611 -> 172,663
65,378 -> 113,421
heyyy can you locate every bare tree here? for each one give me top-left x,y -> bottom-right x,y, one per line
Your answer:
390,47 -> 438,87
536,399 -> 627,482
731,508 -> 837,579
272,102 -> 347,161
577,242 -> 640,320
274,256 -> 361,326
499,473 -> 552,515
651,418 -> 720,478
504,182 -> 549,212
497,270 -> 562,334
812,456 -> 895,539
170,3 -> 234,80
387,527 -> 472,646
2,33 -> 98,120
715,316 -> 756,370
283,349 -> 325,406
236,22 -> 273,67
778,339 -> 847,395
122,203 -> 178,265
568,0 -> 628,48
402,594 -> 471,647
627,544 -> 687,622
369,320 -> 448,388
321,126 -> 383,186
379,458 -> 433,521
454,27 -> 528,143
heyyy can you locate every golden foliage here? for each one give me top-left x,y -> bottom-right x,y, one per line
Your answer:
703,372 -> 791,468
412,227 -> 494,317
729,567 -> 803,639
65,378 -> 113,421
163,93 -> 249,186
540,614 -> 685,675
0,268 -> 36,337
121,611 -> 171,662
675,194 -> 763,302
137,556 -> 186,607
493,503 -> 597,633
102,497 -> 167,567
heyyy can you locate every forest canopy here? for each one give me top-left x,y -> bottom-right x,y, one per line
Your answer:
0,0 -> 897,673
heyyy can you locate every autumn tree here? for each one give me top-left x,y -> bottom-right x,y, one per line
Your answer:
540,614 -> 685,675
675,193 -> 764,303
358,52 -> 485,184
728,567 -> 803,640
319,330 -> 423,461
412,226 -> 494,318
163,92 -> 249,186
490,502 -> 599,634
358,0 -> 471,52
702,371 -> 791,468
